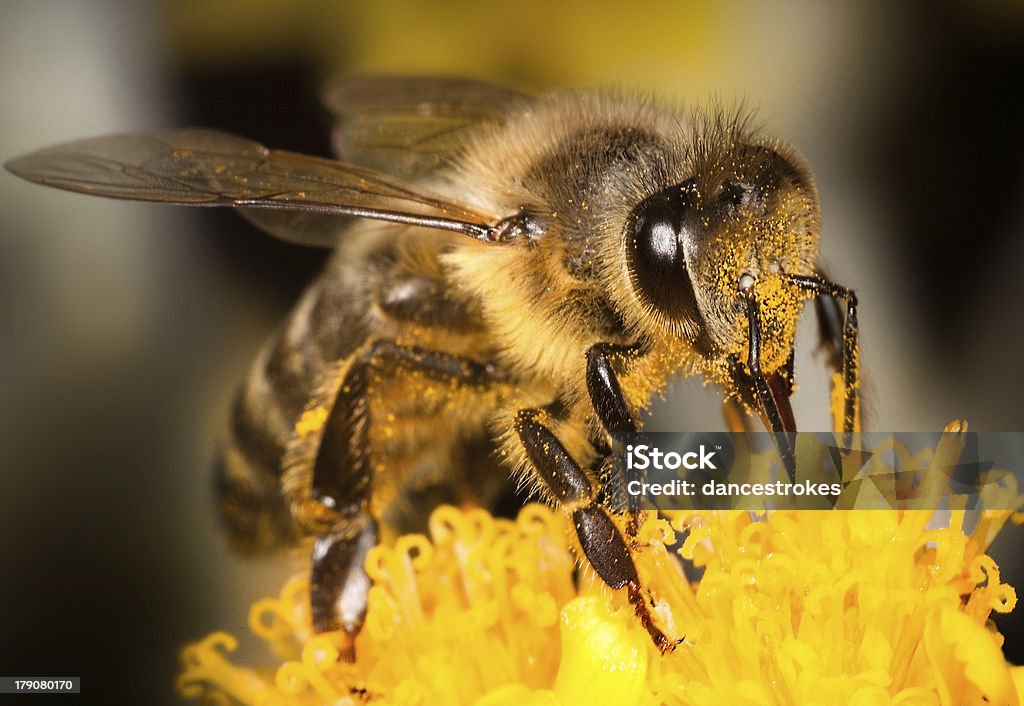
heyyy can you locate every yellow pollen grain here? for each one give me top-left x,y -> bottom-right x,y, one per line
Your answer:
294,407 -> 328,437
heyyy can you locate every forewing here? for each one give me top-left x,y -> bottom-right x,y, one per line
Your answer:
5,129 -> 500,246
322,76 -> 532,179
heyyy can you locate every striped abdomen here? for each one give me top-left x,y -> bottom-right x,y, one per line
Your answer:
216,257 -> 370,552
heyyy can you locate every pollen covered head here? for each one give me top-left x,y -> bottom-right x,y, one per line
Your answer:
623,136 -> 820,374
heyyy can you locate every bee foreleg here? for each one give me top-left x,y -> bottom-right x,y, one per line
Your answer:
515,408 -> 678,653
784,273 -> 861,445
816,282 -> 859,445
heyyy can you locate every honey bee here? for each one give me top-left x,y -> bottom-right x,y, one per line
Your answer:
6,76 -> 859,653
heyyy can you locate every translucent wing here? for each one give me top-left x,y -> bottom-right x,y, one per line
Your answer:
322,75 -> 532,179
5,129 -> 501,246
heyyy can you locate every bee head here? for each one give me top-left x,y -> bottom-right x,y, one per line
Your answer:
624,141 -> 820,371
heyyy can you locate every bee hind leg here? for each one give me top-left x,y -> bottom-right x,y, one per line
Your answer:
514,408 -> 679,653
310,515 -> 378,650
298,340 -> 497,646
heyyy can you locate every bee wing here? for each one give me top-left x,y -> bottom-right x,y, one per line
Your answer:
5,129 -> 501,246
322,75 -> 532,179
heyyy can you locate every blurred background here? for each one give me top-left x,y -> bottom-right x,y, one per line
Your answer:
1,1 -> 1022,703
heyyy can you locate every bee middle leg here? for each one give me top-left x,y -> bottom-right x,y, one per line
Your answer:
298,340 -> 496,638
515,342 -> 679,652
514,408 -> 677,652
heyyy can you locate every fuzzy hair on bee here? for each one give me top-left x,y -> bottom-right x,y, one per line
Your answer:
4,76 -> 860,654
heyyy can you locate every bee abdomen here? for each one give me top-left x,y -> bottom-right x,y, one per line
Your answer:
216,280 -> 362,552
215,431 -> 298,552
215,336 -> 305,551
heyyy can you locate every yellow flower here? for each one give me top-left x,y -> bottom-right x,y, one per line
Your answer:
179,441 -> 1024,706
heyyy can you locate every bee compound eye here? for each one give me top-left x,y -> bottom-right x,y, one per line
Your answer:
626,182 -> 701,323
